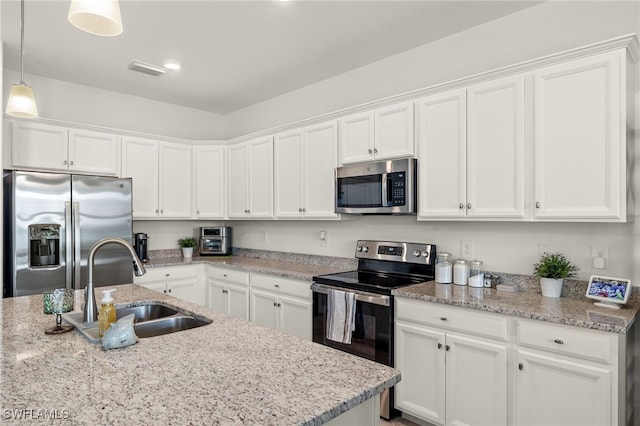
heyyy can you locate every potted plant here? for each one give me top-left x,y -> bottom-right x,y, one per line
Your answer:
533,252 -> 579,297
178,236 -> 197,258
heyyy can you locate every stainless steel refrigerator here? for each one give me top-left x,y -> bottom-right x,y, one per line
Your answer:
3,170 -> 134,297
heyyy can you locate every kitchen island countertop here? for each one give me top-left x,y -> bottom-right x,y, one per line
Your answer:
1,284 -> 399,425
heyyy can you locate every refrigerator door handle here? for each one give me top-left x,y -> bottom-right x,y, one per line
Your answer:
65,202 -> 74,290
73,202 -> 82,290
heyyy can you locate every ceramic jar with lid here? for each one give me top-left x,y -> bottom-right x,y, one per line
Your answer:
453,259 -> 469,285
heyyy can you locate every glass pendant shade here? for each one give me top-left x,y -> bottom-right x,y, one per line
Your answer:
6,83 -> 38,118
68,0 -> 123,36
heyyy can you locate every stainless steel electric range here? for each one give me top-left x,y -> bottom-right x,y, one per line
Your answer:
311,240 -> 436,420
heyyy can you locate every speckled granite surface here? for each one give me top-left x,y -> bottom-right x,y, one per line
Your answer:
143,249 -> 356,282
1,285 -> 399,425
392,281 -> 639,334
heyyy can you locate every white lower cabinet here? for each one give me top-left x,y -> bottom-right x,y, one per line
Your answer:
395,298 -> 507,426
134,265 -> 204,306
249,274 -> 312,340
396,297 -> 632,426
514,319 -> 619,426
205,266 -> 250,321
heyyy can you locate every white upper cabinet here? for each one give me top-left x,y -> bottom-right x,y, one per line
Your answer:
9,121 -> 119,176
121,136 -> 192,219
193,145 -> 225,219
417,74 -> 526,220
532,50 -> 627,221
275,120 -> 338,218
227,136 -> 273,219
339,101 -> 414,164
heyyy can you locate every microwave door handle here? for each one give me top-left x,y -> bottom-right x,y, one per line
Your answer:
382,173 -> 389,207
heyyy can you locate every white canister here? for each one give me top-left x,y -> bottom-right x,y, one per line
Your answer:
435,253 -> 453,284
453,259 -> 469,285
468,260 -> 484,288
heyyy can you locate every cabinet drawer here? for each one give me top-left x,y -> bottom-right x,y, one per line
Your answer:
135,265 -> 198,284
396,298 -> 508,341
207,266 -> 250,286
251,273 -> 311,299
517,320 -> 613,364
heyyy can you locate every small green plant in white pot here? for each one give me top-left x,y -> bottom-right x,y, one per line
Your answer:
178,236 -> 197,258
533,252 -> 579,297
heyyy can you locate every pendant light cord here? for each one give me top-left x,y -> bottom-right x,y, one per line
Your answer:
19,0 -> 25,84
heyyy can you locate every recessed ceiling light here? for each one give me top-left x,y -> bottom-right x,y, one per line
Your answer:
164,61 -> 181,71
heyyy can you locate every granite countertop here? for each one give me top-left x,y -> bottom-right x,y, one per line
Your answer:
393,281 -> 639,334
142,254 -> 355,282
1,285 -> 399,425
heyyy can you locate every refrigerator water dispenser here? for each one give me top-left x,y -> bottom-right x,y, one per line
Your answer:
29,224 -> 60,268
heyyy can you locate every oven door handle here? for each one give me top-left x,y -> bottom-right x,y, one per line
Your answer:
311,283 -> 391,307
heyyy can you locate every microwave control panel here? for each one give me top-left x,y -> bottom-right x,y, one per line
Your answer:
388,172 -> 406,206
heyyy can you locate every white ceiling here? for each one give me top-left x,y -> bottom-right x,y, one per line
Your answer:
2,0 -> 540,115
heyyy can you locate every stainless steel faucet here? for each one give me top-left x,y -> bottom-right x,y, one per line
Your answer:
83,237 -> 147,324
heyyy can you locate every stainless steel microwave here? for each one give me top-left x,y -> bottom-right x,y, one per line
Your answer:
335,158 -> 417,214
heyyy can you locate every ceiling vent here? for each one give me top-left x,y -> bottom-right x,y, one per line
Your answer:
128,61 -> 166,76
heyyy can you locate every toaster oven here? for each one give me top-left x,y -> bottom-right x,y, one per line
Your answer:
199,227 -> 232,256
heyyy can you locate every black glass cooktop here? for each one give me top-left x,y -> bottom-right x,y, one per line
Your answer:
313,270 -> 430,295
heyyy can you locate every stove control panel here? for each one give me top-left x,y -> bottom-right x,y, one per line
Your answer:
355,240 -> 436,265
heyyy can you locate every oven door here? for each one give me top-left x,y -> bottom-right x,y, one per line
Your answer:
311,283 -> 393,366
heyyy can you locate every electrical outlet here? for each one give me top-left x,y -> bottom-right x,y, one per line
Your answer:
320,230 -> 328,247
591,246 -> 609,259
461,240 -> 473,258
260,230 -> 267,243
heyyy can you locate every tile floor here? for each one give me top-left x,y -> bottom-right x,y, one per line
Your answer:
379,416 -> 420,426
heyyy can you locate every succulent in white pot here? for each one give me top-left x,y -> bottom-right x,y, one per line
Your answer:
533,252 -> 579,297
178,236 -> 197,258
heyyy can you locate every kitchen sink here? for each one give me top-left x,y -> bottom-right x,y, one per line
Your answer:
115,303 -> 179,322
133,316 -> 210,338
62,302 -> 211,344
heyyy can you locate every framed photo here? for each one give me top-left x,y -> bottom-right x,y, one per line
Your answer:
585,275 -> 632,309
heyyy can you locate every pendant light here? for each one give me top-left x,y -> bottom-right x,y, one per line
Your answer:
68,0 -> 123,37
6,0 -> 38,118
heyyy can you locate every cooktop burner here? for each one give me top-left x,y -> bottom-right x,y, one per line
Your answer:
312,240 -> 436,295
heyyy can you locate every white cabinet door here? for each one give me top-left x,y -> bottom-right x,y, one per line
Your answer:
121,137 -> 159,218
446,333 -> 508,426
247,136 -> 274,218
227,282 -> 250,321
159,142 -> 192,218
250,289 -> 279,330
169,279 -> 202,305
278,294 -> 312,340
194,145 -> 225,219
416,89 -> 467,219
339,111 -> 374,164
68,129 -> 119,176
227,143 -> 249,217
10,121 -> 68,171
533,51 -> 623,221
395,320 -> 446,425
303,121 -> 338,218
206,279 -> 227,314
466,75 -> 525,219
374,101 -> 414,160
516,350 -> 611,426
227,137 -> 273,219
274,129 -> 304,217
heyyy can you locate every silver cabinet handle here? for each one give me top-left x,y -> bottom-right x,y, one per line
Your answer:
467,202 -> 471,209
459,203 -> 464,209
554,339 -> 564,345
196,210 -> 200,215
368,149 -> 373,154
155,209 -> 159,214
536,201 -> 541,208
302,207 -> 306,212
298,208 -> 302,212
440,317 -> 447,321
373,148 -> 378,154
437,343 -> 442,349
70,161 -> 74,166
63,160 -> 68,165
160,209 -> 164,214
